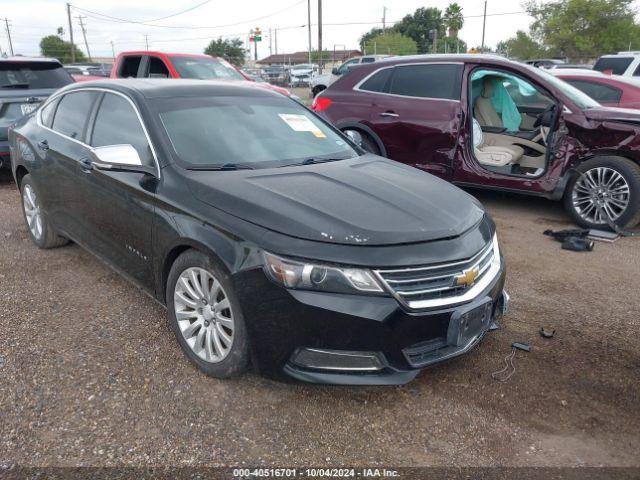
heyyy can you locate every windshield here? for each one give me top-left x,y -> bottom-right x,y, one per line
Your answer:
593,57 -> 633,75
169,56 -> 244,81
157,95 -> 358,169
292,64 -> 313,70
532,67 -> 600,109
0,61 -> 73,89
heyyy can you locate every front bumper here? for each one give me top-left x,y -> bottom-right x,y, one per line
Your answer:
233,260 -> 507,385
0,140 -> 9,169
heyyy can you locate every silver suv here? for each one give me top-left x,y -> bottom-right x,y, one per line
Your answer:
310,55 -> 391,97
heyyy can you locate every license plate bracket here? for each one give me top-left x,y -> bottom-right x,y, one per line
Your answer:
447,298 -> 493,347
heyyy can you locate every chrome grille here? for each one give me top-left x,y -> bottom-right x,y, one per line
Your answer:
375,240 -> 499,310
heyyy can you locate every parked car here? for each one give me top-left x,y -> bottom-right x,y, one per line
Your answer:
8,79 -> 508,385
111,51 -> 294,98
525,59 -> 565,69
310,55 -> 391,97
0,56 -> 73,169
551,69 -> 640,109
289,63 -> 318,87
593,52 -> 640,77
314,54 -> 640,230
261,65 -> 289,86
65,63 -> 112,77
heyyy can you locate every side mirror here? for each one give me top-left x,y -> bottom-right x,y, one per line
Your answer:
344,129 -> 363,147
91,144 -> 156,176
332,67 -> 339,75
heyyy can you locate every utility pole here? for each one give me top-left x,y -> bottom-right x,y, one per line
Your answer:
269,28 -> 273,56
481,0 -> 487,53
274,29 -> 278,55
110,41 -> 115,60
317,0 -> 323,74
76,15 -> 91,61
307,0 -> 312,64
382,6 -> 387,32
2,18 -> 13,56
66,3 -> 75,62
144,34 -> 149,49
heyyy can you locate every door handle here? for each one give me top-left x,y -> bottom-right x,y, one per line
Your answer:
37,140 -> 49,151
380,111 -> 399,118
79,157 -> 94,172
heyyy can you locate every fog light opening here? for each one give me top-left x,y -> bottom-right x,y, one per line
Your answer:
290,348 -> 385,372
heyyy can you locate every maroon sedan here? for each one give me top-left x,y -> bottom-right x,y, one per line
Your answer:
551,68 -> 640,109
313,55 -> 640,230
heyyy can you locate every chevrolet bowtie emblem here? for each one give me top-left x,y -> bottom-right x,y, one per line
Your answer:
455,267 -> 480,287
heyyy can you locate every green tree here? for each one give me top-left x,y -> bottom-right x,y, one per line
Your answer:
394,7 -> 445,54
39,34 -> 85,64
204,38 -> 246,66
499,30 -> 546,60
444,3 -> 464,38
362,32 -> 418,56
359,27 -> 384,52
526,0 -> 640,60
439,36 -> 468,54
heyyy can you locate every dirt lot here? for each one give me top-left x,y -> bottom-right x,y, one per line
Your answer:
0,168 -> 639,468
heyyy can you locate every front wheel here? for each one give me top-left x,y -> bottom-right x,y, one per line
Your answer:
166,249 -> 249,379
564,156 -> 640,230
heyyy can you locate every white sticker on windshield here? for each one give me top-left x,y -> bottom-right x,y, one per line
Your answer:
278,113 -> 326,138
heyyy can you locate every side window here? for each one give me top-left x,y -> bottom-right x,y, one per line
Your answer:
119,56 -> 142,78
361,57 -> 376,64
633,64 -> 640,77
91,93 -> 153,166
566,80 -> 622,104
40,98 -> 58,128
51,91 -> 98,140
389,64 -> 463,100
148,57 -> 170,78
359,68 -> 392,93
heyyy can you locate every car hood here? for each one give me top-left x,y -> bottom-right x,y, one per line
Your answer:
185,156 -> 485,246
584,105 -> 640,124
311,73 -> 332,86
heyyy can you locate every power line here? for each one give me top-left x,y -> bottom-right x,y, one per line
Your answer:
70,0 -> 306,30
145,0 -> 215,22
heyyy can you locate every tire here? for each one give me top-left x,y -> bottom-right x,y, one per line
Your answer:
564,156 -> 640,230
166,249 -> 249,379
20,174 -> 69,249
342,129 -> 381,156
312,85 -> 326,97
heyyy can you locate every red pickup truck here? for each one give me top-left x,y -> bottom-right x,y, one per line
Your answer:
110,51 -> 294,97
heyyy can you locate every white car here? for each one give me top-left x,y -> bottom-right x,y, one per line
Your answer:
593,52 -> 640,77
289,63 -> 318,87
310,55 -> 391,97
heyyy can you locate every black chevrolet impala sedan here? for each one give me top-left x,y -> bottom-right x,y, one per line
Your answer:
8,79 -> 508,385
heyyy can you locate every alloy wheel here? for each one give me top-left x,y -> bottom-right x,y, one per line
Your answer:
572,167 -> 630,224
22,184 -> 43,240
173,267 -> 235,363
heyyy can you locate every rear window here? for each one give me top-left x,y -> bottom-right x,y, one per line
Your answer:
389,64 -> 463,100
593,57 -> 633,75
358,68 -> 393,93
0,61 -> 73,89
565,79 -> 622,104
118,56 -> 142,78
170,56 -> 244,81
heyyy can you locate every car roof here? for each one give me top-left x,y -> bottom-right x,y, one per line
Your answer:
551,68 -> 605,76
552,70 -> 640,88
372,53 -> 513,67
0,56 -> 62,64
118,50 -> 215,59
58,78 -> 278,99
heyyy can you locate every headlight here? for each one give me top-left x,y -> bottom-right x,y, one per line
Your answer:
263,252 -> 385,295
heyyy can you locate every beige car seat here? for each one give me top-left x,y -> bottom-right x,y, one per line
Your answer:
473,118 -> 523,167
474,77 -> 503,128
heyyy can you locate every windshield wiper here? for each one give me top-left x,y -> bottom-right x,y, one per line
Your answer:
205,163 -> 255,171
1,83 -> 30,89
282,157 -> 349,167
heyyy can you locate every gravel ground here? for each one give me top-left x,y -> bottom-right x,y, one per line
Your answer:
0,168 -> 639,468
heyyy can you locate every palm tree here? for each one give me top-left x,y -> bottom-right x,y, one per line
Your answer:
444,3 -> 464,39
